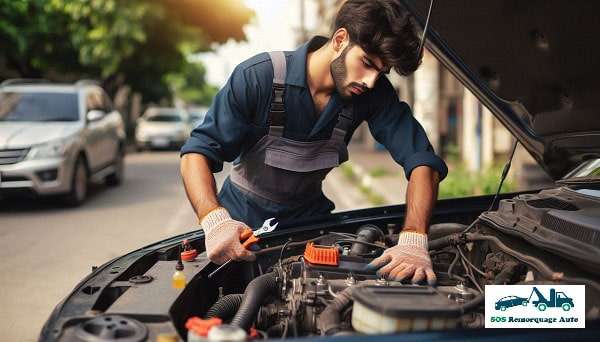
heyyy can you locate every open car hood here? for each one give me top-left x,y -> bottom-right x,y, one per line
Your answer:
402,0 -> 600,180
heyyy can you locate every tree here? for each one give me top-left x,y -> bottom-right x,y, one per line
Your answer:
0,0 -> 253,104
165,61 -> 218,106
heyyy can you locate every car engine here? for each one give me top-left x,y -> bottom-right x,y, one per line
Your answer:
211,224 -> 485,338
54,186 -> 600,341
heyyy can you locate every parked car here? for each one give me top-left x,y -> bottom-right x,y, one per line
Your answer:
41,1 -> 600,341
135,107 -> 191,151
0,79 -> 126,206
495,296 -> 528,311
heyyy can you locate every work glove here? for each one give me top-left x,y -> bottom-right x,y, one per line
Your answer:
366,231 -> 436,285
200,207 -> 256,265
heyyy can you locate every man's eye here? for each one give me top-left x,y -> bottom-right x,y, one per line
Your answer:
363,60 -> 372,68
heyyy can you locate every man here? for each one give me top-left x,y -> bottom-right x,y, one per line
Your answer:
180,0 -> 447,285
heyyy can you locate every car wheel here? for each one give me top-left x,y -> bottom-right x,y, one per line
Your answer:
562,303 -> 571,311
500,306 -> 506,311
64,156 -> 88,207
537,303 -> 547,311
522,301 -> 528,306
105,150 -> 124,186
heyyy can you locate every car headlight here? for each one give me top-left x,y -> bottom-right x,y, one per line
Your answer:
26,136 -> 77,160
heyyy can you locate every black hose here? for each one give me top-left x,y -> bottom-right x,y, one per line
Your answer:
205,294 -> 244,320
428,232 -> 467,251
319,287 -> 353,335
230,272 -> 278,330
350,225 -> 384,256
460,294 -> 485,314
428,223 -> 468,240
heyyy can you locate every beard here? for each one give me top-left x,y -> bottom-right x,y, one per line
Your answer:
330,45 -> 352,99
330,44 -> 367,99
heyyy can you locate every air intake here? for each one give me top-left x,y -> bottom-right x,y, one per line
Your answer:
541,213 -> 600,247
526,197 -> 578,211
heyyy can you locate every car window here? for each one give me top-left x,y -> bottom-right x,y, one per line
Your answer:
146,114 -> 182,122
0,91 -> 79,122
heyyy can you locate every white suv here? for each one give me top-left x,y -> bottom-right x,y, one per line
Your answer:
0,79 -> 126,206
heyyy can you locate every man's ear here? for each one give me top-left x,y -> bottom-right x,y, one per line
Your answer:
331,28 -> 349,52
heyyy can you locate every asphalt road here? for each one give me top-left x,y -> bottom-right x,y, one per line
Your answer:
0,151 -> 222,342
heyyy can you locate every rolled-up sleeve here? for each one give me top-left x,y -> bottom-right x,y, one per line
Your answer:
180,65 -> 254,173
367,79 -> 448,181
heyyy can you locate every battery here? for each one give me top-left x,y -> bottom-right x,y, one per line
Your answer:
351,285 -> 463,333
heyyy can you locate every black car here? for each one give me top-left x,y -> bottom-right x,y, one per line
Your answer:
495,296 -> 528,311
40,1 -> 600,341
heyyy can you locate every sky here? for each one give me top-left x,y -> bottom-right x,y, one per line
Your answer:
193,0 -> 320,87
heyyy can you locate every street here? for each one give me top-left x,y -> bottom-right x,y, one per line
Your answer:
0,152 -> 211,341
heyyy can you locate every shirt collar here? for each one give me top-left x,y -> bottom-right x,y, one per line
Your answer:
287,36 -> 329,88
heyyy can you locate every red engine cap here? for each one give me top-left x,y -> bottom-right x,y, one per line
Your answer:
304,242 -> 339,266
185,317 -> 222,337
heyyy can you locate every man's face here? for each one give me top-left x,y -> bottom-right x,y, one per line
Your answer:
330,43 -> 389,99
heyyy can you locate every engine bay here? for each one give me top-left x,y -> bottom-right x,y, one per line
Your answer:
47,186 -> 600,341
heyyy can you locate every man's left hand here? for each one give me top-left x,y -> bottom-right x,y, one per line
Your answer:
366,231 -> 436,285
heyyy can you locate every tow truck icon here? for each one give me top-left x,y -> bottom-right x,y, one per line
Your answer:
495,287 -> 574,312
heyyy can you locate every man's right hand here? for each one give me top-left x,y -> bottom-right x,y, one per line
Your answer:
200,207 -> 256,265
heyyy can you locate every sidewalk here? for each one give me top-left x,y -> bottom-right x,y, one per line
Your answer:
323,144 -> 408,211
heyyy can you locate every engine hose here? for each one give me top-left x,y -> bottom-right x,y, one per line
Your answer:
466,233 -> 600,293
205,294 -> 244,320
350,224 -> 384,256
460,294 -> 485,314
428,232 -> 467,251
428,223 -> 468,240
319,287 -> 353,335
230,272 -> 278,330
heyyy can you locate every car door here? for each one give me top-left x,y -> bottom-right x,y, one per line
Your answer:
84,88 -> 111,170
100,90 -> 121,162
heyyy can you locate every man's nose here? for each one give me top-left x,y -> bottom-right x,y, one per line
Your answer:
362,71 -> 379,89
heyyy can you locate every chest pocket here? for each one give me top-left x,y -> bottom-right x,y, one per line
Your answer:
264,136 -> 340,172
229,51 -> 354,204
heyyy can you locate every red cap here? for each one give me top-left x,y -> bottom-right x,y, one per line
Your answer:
181,249 -> 198,262
185,317 -> 222,337
304,242 -> 339,266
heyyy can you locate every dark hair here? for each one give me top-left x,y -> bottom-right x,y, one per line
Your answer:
333,0 -> 422,76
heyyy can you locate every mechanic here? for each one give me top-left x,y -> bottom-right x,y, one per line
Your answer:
180,0 -> 447,285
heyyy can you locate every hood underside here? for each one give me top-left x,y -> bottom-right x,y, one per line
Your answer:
403,0 -> 600,180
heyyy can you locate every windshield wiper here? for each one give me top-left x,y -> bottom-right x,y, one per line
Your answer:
557,177 -> 600,185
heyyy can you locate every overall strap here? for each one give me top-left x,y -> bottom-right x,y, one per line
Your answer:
267,51 -> 287,137
333,104 -> 354,137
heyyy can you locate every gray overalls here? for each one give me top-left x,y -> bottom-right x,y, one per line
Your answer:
221,51 -> 354,227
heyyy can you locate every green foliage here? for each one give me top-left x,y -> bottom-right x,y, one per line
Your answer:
368,167 -> 390,178
0,0 -> 253,104
439,163 -> 515,199
165,62 -> 218,106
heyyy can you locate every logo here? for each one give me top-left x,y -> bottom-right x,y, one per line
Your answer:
485,285 -> 585,328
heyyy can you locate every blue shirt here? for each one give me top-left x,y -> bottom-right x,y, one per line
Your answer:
181,36 -> 447,226
182,36 -> 447,178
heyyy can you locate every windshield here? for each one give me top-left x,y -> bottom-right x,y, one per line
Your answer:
0,92 -> 79,122
563,158 -> 600,180
146,114 -> 182,122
